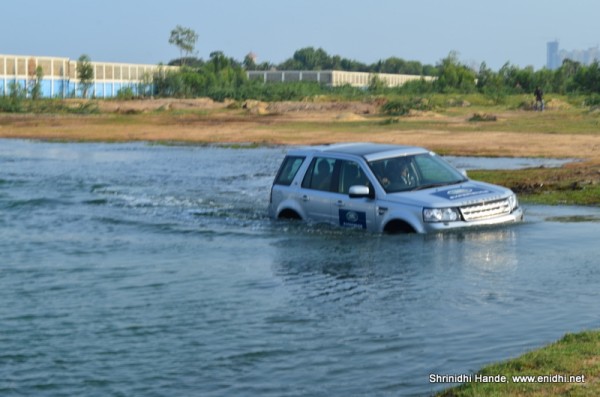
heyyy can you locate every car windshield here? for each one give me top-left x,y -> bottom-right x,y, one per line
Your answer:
368,153 -> 467,193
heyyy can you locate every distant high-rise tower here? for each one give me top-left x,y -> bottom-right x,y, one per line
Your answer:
547,41 -> 560,70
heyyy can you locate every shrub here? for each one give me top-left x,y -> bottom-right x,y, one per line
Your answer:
468,113 -> 497,122
116,87 -> 136,100
584,94 -> 600,107
380,97 -> 433,116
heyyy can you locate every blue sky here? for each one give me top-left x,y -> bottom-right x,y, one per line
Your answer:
2,0 -> 598,70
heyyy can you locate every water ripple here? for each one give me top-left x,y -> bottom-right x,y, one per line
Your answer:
1,140 -> 599,397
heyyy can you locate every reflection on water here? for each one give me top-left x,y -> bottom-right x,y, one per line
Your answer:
0,140 -> 599,397
268,221 -> 578,395
545,215 -> 600,223
427,228 -> 519,272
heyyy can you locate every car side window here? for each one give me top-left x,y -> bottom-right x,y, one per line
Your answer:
337,160 -> 370,194
274,156 -> 305,186
301,157 -> 336,191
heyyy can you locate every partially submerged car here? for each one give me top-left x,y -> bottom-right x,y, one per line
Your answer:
268,143 -> 523,233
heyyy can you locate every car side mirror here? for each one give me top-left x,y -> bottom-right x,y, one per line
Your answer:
349,185 -> 373,199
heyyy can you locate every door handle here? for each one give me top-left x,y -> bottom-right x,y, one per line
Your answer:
302,195 -> 309,202
335,200 -> 345,207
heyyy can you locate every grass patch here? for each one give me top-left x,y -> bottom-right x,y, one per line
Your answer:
497,111 -> 600,135
164,109 -> 213,117
0,98 -> 100,114
437,330 -> 600,397
469,113 -> 497,122
469,166 -> 600,206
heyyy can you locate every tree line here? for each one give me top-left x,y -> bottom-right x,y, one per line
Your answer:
157,47 -> 600,102
160,26 -> 600,101
241,46 -> 438,76
3,25 -> 600,107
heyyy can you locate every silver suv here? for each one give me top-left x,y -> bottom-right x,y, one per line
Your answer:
268,143 -> 523,233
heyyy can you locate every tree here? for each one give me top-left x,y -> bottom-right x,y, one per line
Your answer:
27,58 -> 44,100
243,53 -> 257,70
572,61 -> 600,93
279,47 -> 332,70
553,59 -> 581,93
476,62 -> 506,103
138,71 -> 154,97
77,54 -> 94,98
169,25 -> 199,67
208,51 -> 229,73
30,66 -> 44,100
434,52 -> 477,93
380,57 -> 406,74
368,75 -> 386,93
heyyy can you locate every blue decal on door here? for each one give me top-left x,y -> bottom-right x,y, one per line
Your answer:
339,209 -> 367,229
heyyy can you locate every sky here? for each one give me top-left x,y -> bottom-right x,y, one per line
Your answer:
1,0 -> 599,71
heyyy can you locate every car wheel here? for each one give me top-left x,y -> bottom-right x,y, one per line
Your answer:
384,220 -> 415,234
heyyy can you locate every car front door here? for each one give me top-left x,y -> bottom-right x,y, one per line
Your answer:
331,160 -> 377,231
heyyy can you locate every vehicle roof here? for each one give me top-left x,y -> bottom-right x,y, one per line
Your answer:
287,142 -> 429,161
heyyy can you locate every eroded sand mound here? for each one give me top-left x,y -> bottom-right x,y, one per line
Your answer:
94,98 -> 232,113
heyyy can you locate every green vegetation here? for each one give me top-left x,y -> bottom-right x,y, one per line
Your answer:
0,82 -> 27,112
168,25 -> 199,67
77,54 -> 94,98
437,330 -> 600,397
468,113 -> 497,122
140,25 -> 600,102
0,97 -> 99,114
116,87 -> 136,100
151,45 -> 600,102
29,65 -> 44,100
469,168 -> 600,206
243,46 -> 438,75
381,97 -> 434,116
3,25 -> 600,103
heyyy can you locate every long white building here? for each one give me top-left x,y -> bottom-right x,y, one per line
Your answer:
0,54 -> 176,98
1,53 -> 434,98
247,70 -> 434,88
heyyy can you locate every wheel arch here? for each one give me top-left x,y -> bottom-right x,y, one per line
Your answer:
383,218 -> 417,234
278,207 -> 303,220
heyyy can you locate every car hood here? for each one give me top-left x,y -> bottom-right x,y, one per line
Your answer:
383,180 -> 512,208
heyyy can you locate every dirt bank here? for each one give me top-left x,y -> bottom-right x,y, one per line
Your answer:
1,98 -> 599,163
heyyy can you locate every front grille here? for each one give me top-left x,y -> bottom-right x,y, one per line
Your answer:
460,198 -> 511,221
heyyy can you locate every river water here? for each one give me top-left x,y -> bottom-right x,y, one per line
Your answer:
1,140 -> 599,396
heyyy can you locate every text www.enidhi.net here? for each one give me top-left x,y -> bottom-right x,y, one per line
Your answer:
512,374 -> 585,383
429,373 -> 586,384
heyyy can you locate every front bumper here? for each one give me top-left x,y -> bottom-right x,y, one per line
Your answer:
421,207 -> 524,233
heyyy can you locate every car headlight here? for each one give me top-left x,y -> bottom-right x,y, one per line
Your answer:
507,194 -> 519,211
423,207 -> 461,223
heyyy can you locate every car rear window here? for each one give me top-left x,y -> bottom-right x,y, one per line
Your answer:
274,156 -> 305,186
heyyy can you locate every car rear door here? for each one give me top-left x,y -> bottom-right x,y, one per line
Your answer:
299,157 -> 339,225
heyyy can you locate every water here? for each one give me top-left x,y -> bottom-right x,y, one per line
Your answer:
1,139 -> 599,397
443,155 -> 574,170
